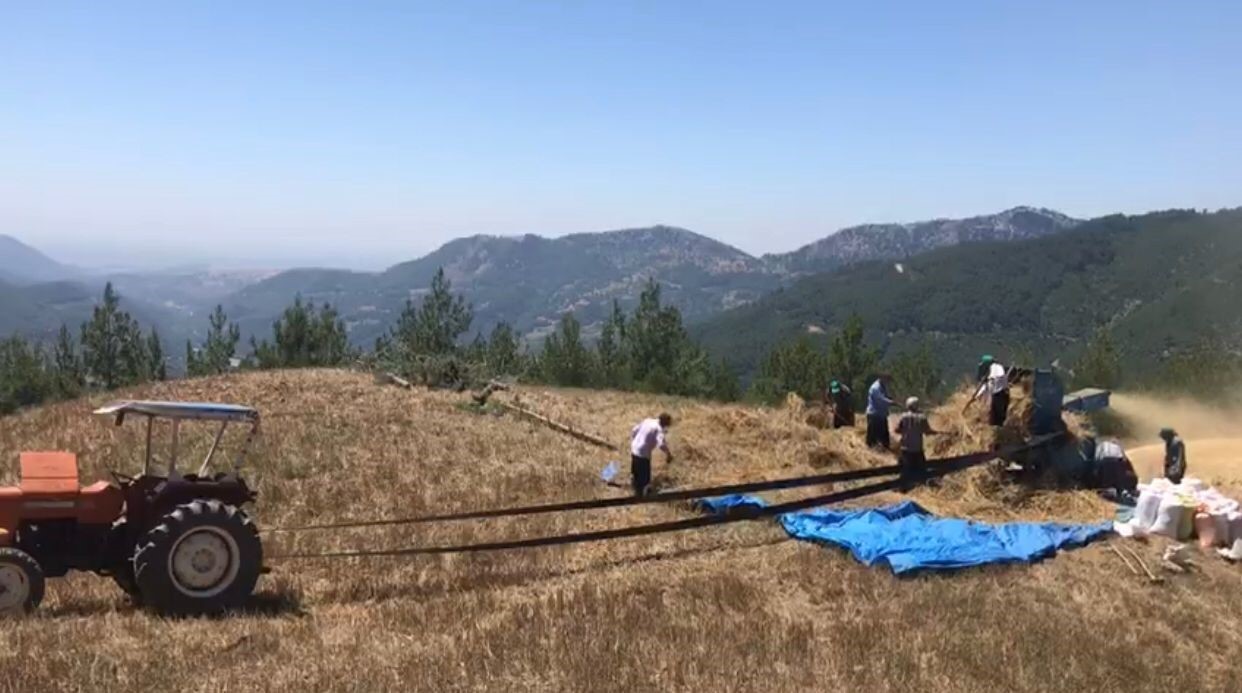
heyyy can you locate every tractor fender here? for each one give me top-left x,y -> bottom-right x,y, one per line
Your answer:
0,487 -> 19,545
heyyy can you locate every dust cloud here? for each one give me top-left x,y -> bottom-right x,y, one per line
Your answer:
1110,392 -> 1242,483
1110,392 -> 1242,443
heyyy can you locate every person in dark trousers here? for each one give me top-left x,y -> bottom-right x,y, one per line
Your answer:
826,379 -> 855,429
865,374 -> 895,449
970,354 -> 1010,427
629,413 -> 673,497
895,397 -> 938,488
1160,428 -> 1187,484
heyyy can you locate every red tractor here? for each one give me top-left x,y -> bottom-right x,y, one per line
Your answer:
0,401 -> 264,617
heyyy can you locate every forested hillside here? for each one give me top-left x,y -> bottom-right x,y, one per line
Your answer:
696,208 -> 1242,384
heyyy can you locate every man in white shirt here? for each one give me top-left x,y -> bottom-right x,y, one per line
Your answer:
630,413 -> 673,497
970,355 -> 1010,427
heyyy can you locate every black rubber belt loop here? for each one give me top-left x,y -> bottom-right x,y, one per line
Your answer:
267,446 -> 1010,560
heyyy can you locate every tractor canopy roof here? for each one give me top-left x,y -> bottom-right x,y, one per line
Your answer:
93,400 -> 259,423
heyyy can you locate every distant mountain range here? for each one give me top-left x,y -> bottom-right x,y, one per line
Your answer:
223,207 -> 1081,345
2,206 -> 1082,352
0,235 -> 80,284
764,206 -> 1081,275
694,207 -> 1242,379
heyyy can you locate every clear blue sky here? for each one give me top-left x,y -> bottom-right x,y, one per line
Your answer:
3,1 -> 1239,269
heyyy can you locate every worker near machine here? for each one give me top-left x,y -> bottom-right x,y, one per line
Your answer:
825,379 -> 855,429
630,413 -> 673,497
1159,428 -> 1187,484
1091,437 -> 1139,499
970,354 -> 1010,427
865,374 -> 895,449
895,397 -> 937,484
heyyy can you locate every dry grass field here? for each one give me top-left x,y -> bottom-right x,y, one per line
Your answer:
1,369 -> 1240,692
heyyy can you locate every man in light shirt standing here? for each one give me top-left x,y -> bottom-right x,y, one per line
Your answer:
630,413 -> 673,497
970,355 -> 1010,427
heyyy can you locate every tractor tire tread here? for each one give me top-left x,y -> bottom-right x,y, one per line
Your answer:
131,500 -> 262,617
0,547 -> 45,616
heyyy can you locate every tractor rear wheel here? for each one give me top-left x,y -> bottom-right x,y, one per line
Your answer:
109,519 -> 141,603
0,547 -> 45,617
132,500 -> 262,616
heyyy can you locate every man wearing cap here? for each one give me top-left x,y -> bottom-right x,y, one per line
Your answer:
895,397 -> 937,485
865,374 -> 896,449
970,354 -> 1010,427
825,379 -> 855,429
1159,428 -> 1187,484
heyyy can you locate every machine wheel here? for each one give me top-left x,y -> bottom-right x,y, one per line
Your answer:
0,547 -> 45,617
132,500 -> 262,616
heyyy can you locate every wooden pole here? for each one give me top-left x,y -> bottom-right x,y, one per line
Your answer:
384,372 -> 413,389
1108,544 -> 1139,576
494,400 -> 619,452
1122,545 -> 1165,584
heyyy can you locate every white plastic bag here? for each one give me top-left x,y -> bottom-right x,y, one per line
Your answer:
1150,494 -> 1187,538
600,461 -> 619,484
1134,488 -> 1163,530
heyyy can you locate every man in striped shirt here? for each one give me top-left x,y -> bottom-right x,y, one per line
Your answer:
895,397 -> 938,485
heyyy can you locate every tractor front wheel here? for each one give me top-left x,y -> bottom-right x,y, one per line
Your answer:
0,547 -> 45,617
132,500 -> 262,616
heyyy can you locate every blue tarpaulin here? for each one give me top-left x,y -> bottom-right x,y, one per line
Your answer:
700,495 -> 1112,574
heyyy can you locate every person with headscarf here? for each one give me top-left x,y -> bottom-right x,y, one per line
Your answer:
825,379 -> 855,429
865,374 -> 896,449
1159,428 -> 1187,484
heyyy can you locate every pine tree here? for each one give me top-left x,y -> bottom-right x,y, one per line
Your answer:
252,296 -> 352,369
826,314 -> 879,405
146,328 -> 166,381
80,283 -> 124,389
465,332 -> 487,364
81,283 -> 149,389
190,305 -> 241,375
185,340 -> 200,377
118,318 -> 150,386
596,300 -> 629,388
486,322 -> 523,376
708,359 -> 741,402
390,268 -> 473,356
748,336 -> 827,403
0,336 -> 51,414
50,325 -> 83,399
539,312 -> 593,387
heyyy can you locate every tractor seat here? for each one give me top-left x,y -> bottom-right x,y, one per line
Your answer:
79,480 -> 113,498
19,451 -> 82,497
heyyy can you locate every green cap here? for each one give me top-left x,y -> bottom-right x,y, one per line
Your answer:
980,354 -> 994,364
829,380 -> 841,393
